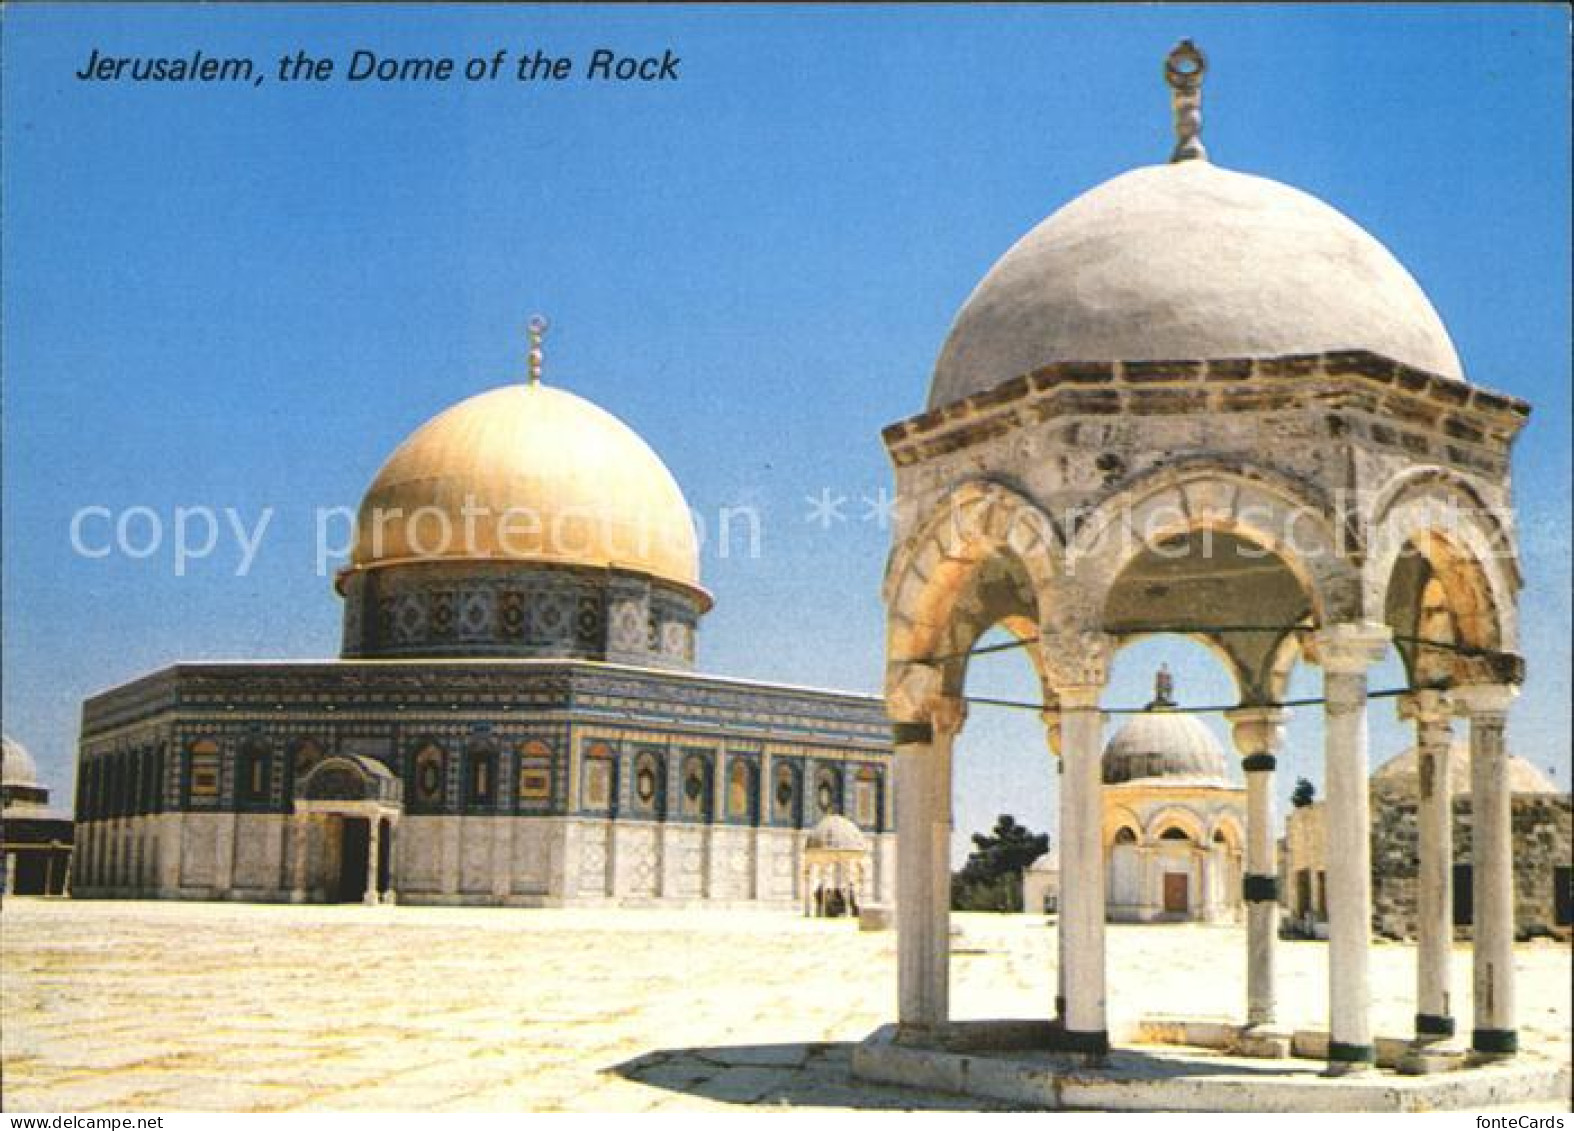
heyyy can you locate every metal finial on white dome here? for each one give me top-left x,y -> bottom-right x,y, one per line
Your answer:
1165,40 -> 1207,163
1152,663 -> 1176,709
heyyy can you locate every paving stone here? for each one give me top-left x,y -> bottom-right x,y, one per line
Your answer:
1,900 -> 1567,1111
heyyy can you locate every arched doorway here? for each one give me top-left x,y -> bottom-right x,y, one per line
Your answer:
292,755 -> 404,905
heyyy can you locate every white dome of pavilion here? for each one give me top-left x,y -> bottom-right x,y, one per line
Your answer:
928,157 -> 1463,410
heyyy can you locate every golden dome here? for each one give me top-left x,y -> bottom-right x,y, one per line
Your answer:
342,383 -> 707,605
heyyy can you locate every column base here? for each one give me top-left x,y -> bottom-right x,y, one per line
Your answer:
1404,1013 -> 1464,1073
894,1022 -> 944,1048
288,889 -> 308,905
1398,1044 -> 1467,1076
1057,1028 -> 1109,1056
1471,1028 -> 1518,1058
1324,1041 -> 1375,1075
1238,1025 -> 1290,1059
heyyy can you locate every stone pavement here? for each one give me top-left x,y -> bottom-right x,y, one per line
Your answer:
1,899 -> 1568,1111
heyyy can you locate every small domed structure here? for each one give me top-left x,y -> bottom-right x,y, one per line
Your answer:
1101,669 -> 1245,924
806,813 -> 868,852
1372,744 -> 1560,798
877,35 -> 1536,1078
803,813 -> 871,918
929,160 -> 1463,410
2,735 -> 74,897
3,734 -> 39,790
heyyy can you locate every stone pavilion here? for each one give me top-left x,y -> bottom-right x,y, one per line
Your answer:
857,40 -> 1545,1108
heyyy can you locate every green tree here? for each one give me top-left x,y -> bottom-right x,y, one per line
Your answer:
1290,778 -> 1316,809
951,814 -> 1050,912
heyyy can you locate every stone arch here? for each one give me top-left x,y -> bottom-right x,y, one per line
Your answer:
1068,464 -> 1359,628
885,479 -> 1063,707
300,756 -> 377,803
1365,467 -> 1519,658
1106,805 -> 1144,847
1144,806 -> 1208,845
1261,626 -> 1310,706
1208,812 -> 1245,851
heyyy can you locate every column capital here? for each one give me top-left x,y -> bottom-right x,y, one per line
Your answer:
1396,688 -> 1453,728
886,659 -> 966,746
1038,629 -> 1114,698
1054,685 -> 1103,712
930,696 -> 968,741
1224,706 -> 1288,760
1451,683 -> 1518,718
885,660 -> 945,727
1312,622 -> 1392,674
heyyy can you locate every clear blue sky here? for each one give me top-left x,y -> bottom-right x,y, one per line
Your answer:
3,5 -> 1569,854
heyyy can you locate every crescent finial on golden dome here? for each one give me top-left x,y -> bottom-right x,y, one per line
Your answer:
527,314 -> 549,386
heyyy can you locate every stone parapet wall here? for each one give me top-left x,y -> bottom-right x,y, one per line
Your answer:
1286,792 -> 1571,940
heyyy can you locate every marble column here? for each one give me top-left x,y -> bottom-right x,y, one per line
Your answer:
1042,708 -> 1066,1022
894,696 -> 961,1041
1057,684 -> 1108,1054
1399,689 -> 1457,1046
1315,622 -> 1390,1072
363,818 -> 382,905
1454,683 -> 1519,1058
383,819 -> 399,904
1226,706 -> 1288,1029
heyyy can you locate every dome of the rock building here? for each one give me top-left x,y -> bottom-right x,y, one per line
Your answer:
928,159 -> 1464,410
341,382 -> 706,605
806,813 -> 868,852
1373,744 -> 1562,798
2,734 -> 38,787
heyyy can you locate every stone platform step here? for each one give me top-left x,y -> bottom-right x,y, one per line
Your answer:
852,1024 -> 1571,1112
